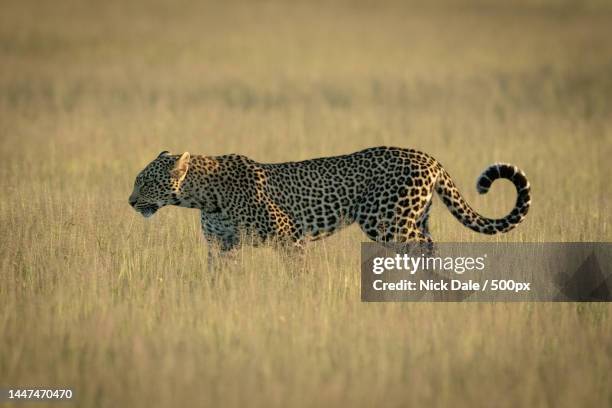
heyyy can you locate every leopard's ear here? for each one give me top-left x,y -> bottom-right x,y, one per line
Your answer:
171,152 -> 190,182
157,150 -> 170,158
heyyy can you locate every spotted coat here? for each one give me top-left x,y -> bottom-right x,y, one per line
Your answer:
129,147 -> 531,252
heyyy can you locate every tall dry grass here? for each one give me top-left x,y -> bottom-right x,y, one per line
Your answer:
0,0 -> 611,407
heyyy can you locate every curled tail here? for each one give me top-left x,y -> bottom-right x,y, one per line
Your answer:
435,164 -> 531,234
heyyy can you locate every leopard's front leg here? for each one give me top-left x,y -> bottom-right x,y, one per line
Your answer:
201,211 -> 240,271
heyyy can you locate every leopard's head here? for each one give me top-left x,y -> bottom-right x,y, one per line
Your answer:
129,151 -> 190,218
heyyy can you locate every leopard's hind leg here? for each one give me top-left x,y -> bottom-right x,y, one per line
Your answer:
416,200 -> 432,241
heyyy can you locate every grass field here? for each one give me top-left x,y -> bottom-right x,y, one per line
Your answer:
1,0 -> 611,406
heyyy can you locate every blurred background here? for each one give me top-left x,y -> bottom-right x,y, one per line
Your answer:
1,0 -> 610,240
0,0 -> 611,407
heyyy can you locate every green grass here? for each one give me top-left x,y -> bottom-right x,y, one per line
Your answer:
0,0 -> 611,406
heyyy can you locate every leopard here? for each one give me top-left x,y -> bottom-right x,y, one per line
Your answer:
129,147 -> 531,258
